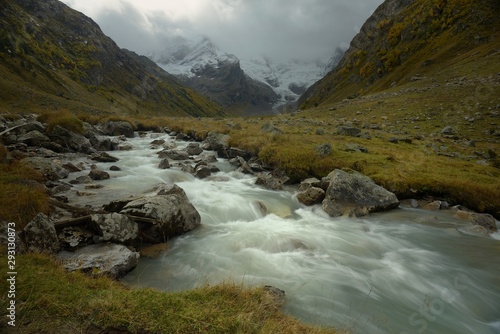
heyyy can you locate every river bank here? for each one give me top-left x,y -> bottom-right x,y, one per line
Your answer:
1,113 -> 499,333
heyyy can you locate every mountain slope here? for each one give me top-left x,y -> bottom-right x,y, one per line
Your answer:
299,0 -> 500,108
0,0 -> 224,117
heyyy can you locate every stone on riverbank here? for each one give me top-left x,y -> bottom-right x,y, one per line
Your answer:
58,243 -> 139,279
101,121 -> 134,138
22,213 -> 60,254
322,169 -> 400,217
20,157 -> 69,181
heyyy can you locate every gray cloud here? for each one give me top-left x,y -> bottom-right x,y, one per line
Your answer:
62,0 -> 383,61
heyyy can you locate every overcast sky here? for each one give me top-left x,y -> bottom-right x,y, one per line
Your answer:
60,0 -> 383,61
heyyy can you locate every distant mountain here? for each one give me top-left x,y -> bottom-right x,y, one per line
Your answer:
152,36 -> 343,114
299,0 -> 500,108
153,36 -> 278,116
0,0 -> 223,117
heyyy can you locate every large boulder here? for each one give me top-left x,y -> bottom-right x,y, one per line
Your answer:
120,185 -> 201,242
47,125 -> 94,153
202,131 -> 229,154
57,243 -> 139,279
186,143 -> 203,156
20,157 -> 69,181
101,121 -> 134,138
322,169 -> 400,217
22,213 -> 60,254
88,169 -> 110,180
337,126 -> 361,137
91,213 -> 138,243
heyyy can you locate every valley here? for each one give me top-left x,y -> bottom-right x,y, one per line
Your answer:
1,0 -> 499,333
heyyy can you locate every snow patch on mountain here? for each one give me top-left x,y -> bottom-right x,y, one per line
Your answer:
239,57 -> 329,106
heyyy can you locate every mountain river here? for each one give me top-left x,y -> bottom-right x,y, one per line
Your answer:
64,132 -> 500,334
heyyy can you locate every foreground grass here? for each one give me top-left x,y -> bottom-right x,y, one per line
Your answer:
0,254 -> 340,334
0,145 -> 50,229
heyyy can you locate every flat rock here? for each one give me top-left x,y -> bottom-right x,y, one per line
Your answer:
58,243 -> 139,279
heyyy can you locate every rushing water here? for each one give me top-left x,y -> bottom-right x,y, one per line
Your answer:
65,133 -> 500,334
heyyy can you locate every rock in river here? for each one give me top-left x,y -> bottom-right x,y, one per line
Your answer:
120,185 -> 201,242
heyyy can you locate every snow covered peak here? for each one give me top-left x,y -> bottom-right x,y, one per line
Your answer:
153,35 -> 238,78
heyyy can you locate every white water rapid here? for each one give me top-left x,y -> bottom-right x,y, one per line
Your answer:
64,132 -> 500,334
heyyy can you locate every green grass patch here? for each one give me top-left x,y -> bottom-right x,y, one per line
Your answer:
0,254 -> 341,334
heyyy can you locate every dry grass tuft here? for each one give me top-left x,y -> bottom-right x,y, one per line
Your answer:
0,162 -> 49,230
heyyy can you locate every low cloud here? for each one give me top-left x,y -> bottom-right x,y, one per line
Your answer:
61,0 -> 383,61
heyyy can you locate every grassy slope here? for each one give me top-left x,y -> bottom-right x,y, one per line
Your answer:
0,254 -> 340,334
299,0 -> 500,107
